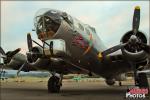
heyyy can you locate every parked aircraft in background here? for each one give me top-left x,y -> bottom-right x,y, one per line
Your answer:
0,6 -> 150,93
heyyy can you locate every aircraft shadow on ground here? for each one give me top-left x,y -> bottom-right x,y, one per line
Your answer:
4,86 -> 127,96
60,87 -> 126,96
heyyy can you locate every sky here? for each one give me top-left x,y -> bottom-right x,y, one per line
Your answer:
1,1 -> 149,54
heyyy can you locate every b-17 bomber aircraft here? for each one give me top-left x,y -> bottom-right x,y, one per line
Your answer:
0,6 -> 150,93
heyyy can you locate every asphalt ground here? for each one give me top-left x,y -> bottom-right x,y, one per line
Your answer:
1,78 -> 150,100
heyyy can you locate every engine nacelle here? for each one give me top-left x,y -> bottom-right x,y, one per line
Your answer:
121,31 -> 148,62
27,46 -> 43,63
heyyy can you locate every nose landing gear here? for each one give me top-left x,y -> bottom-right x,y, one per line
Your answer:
47,73 -> 63,93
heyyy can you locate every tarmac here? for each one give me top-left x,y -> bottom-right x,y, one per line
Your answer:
1,78 -> 150,100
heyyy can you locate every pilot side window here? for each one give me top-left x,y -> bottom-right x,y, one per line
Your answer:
67,15 -> 73,24
85,28 -> 90,35
73,19 -> 79,29
89,27 -> 96,33
78,23 -> 84,31
61,13 -> 73,26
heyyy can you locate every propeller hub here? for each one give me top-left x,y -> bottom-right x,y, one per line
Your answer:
129,35 -> 138,44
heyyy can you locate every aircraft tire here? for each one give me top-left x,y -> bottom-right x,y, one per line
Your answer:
48,76 -> 60,93
138,73 -> 149,89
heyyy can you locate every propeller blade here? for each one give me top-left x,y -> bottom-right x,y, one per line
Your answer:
0,63 -> 4,74
132,6 -> 140,35
50,41 -> 54,55
7,48 -> 21,57
140,43 -> 150,54
27,33 -> 33,52
17,61 -> 27,76
0,55 -> 7,58
102,43 -> 126,56
138,70 -> 150,74
0,47 -> 6,55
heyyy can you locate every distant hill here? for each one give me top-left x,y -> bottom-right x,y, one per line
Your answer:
0,70 -> 50,78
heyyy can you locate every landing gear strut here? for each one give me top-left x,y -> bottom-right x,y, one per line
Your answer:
47,73 -> 63,93
119,81 -> 122,86
130,62 -> 149,89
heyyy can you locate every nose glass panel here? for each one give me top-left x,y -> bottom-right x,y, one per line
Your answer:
34,9 -> 61,40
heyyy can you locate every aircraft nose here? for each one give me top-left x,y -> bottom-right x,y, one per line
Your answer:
35,10 -> 61,40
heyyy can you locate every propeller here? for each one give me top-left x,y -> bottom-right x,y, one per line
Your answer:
16,33 -> 33,76
0,47 -> 21,64
0,47 -> 6,57
27,33 -> 33,52
138,70 -> 150,74
132,6 -> 140,35
100,6 -> 150,87
0,47 -> 21,75
50,41 -> 54,55
17,33 -> 43,76
139,42 -> 150,54
101,6 -> 150,56
27,33 -> 43,51
17,61 -> 28,76
101,43 -> 126,56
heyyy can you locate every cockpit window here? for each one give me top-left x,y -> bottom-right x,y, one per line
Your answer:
89,26 -> 96,33
34,9 -> 61,40
78,23 -> 84,31
61,12 -> 73,26
85,28 -> 90,35
34,9 -> 61,28
36,16 -> 59,34
67,15 -> 73,24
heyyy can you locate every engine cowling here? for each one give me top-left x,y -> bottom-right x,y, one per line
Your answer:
121,31 -> 148,62
26,46 -> 43,63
